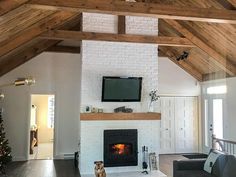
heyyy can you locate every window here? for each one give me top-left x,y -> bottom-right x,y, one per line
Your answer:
207,85 -> 227,94
48,96 -> 55,128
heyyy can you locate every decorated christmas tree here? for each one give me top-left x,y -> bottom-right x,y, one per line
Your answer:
0,108 -> 12,175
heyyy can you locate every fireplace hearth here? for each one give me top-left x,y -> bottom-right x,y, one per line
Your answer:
104,129 -> 138,167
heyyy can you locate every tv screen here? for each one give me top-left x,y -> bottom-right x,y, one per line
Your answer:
102,77 -> 142,102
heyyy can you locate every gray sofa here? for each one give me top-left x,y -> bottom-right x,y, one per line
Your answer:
173,154 -> 236,177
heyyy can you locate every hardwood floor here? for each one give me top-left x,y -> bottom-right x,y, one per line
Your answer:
5,160 -> 81,177
159,154 -> 186,177
4,155 -> 184,177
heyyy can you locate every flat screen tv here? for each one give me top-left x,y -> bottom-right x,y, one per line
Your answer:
102,76 -> 142,102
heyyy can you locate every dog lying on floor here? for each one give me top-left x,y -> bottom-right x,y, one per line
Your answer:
94,161 -> 106,177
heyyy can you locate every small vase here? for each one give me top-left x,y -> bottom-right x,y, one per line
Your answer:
148,101 -> 154,112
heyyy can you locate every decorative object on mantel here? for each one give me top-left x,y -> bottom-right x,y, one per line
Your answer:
85,105 -> 92,113
97,108 -> 103,113
114,106 -> 133,113
94,161 -> 106,177
149,152 -> 159,171
148,90 -> 160,112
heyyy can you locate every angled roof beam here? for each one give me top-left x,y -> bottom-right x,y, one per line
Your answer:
46,45 -> 80,54
28,0 -> 236,24
164,19 -> 236,76
0,11 -> 76,58
0,0 -> 29,16
41,30 -> 195,47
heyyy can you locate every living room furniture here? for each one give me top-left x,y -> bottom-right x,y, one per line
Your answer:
173,153 -> 236,177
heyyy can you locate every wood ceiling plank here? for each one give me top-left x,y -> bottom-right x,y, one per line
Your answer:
159,46 -> 203,81
0,11 -> 75,58
0,9 -> 55,42
28,0 -> 236,24
0,13 -> 82,76
0,0 -> 29,16
0,40 -> 59,76
164,19 -> 236,76
41,30 -> 195,47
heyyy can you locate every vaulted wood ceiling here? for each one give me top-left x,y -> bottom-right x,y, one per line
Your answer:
0,0 -> 236,82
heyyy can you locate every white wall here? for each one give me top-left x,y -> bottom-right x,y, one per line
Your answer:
159,57 -> 200,96
0,52 -> 81,161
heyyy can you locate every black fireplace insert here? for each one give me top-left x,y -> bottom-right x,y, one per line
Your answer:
104,129 -> 138,167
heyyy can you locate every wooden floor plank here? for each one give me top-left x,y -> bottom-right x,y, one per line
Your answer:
6,160 -> 81,177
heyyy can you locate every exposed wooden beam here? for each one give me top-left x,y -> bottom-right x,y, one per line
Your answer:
46,45 -> 80,54
0,13 -> 82,76
0,11 -> 75,58
227,0 -> 236,7
118,16 -> 126,34
28,0 -> 236,24
0,40 -> 59,77
41,30 -> 195,47
203,71 -> 231,81
0,0 -> 29,16
164,19 -> 236,76
159,47 -> 203,81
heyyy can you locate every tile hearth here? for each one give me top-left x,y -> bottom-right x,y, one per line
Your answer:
82,170 -> 167,177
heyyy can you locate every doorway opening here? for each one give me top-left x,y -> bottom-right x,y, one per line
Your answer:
29,94 -> 55,160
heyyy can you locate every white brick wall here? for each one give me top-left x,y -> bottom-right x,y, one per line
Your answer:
82,13 -> 158,35
80,13 -> 159,174
81,41 -> 158,112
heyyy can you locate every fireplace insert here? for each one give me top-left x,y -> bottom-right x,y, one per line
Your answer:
104,129 -> 138,167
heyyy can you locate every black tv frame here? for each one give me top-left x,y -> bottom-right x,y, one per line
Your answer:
101,76 -> 142,102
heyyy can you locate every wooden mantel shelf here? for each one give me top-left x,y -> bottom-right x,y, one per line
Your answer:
80,113 -> 161,121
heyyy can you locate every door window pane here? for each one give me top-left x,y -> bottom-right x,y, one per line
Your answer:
213,99 -> 223,139
204,99 -> 209,147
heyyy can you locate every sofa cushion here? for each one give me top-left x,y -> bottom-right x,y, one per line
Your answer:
212,154 -> 228,177
175,170 -> 217,177
222,155 -> 236,177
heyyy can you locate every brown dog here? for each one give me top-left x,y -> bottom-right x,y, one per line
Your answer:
94,161 -> 106,177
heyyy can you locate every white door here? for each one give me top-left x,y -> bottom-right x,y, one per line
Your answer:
204,97 -> 224,153
175,97 -> 198,153
159,97 -> 175,154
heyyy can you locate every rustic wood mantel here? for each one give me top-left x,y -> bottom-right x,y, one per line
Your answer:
80,113 -> 161,121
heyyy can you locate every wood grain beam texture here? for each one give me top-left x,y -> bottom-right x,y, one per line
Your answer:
159,47 -> 203,81
164,19 -> 236,76
41,30 -> 194,47
0,11 -> 75,58
0,13 -> 81,77
46,45 -> 80,53
0,0 -> 29,16
28,0 -> 236,24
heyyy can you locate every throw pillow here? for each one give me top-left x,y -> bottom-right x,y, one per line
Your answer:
204,151 -> 221,173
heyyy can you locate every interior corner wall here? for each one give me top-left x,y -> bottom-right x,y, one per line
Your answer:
0,52 -> 81,161
158,57 -> 200,96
